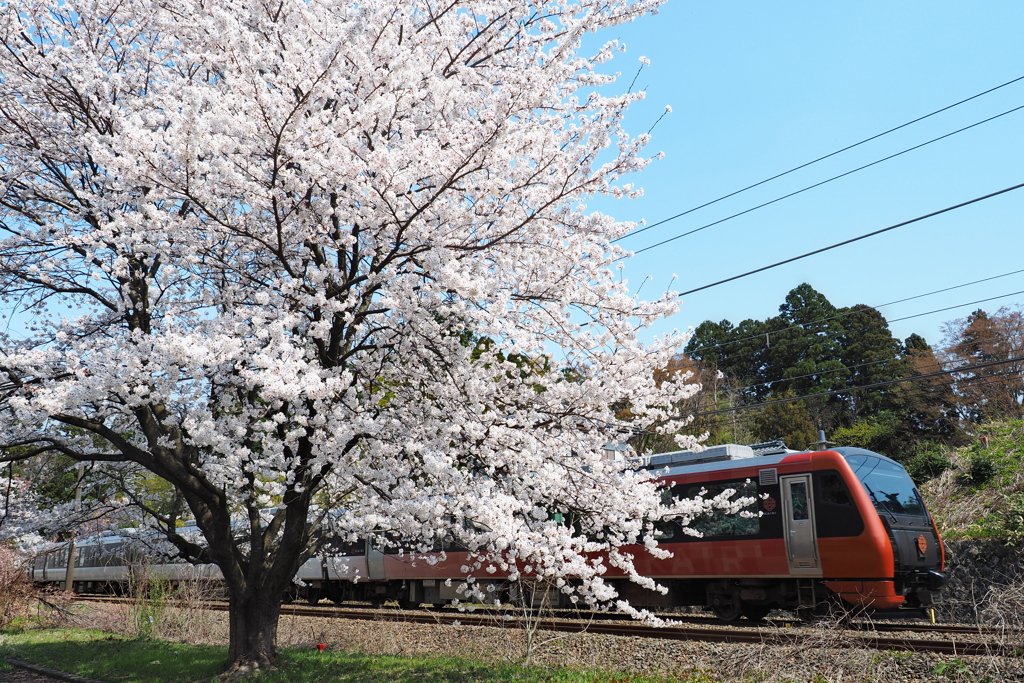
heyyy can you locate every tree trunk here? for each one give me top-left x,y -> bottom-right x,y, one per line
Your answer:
223,588 -> 284,675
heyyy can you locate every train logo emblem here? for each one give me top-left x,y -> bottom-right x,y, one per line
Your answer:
762,496 -> 777,512
916,534 -> 928,554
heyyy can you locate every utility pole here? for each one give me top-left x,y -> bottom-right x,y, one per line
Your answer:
63,463 -> 85,593
730,391 -> 737,443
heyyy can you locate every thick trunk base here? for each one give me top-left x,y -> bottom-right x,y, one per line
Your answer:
221,658 -> 276,681
223,591 -> 283,676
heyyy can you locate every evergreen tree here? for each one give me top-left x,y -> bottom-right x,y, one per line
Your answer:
751,394 -> 817,451
685,284 -> 956,457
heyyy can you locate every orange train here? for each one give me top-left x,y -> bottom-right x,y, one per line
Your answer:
302,442 -> 947,620
617,442 -> 947,620
32,442 -> 947,621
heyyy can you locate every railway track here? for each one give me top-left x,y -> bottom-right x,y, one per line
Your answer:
291,602 -> 1023,639
75,595 -> 1022,657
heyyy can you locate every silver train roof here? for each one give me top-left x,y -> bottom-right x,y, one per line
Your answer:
633,443 -> 904,479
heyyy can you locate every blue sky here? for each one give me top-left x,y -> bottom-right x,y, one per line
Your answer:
5,2 -> 1021,355
596,0 -> 1024,351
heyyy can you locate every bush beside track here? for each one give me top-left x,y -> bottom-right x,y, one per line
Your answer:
906,420 -> 1024,628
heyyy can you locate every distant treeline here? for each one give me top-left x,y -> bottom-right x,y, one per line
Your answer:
632,284 -> 1024,475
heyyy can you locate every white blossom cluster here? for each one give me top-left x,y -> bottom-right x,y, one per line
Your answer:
0,475 -> 56,549
0,0 -> 728,613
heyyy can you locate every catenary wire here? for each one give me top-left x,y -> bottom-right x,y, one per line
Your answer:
673,353 -> 1018,421
887,290 -> 1024,323
616,74 -> 1024,243
664,373 -> 1020,441
870,268 -> 1024,310
657,325 -> 1024,433
736,357 -> 911,394
688,330 -> 1007,397
683,286 -> 1024,372
614,363 -> 1022,440
730,339 -> 1019,397
669,181 -> 1024,296
676,369 -> 1024,439
627,103 -> 1024,255
684,267 -> 1024,357
685,355 -> 1024,418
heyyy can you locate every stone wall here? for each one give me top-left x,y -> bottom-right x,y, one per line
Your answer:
937,539 -> 1024,625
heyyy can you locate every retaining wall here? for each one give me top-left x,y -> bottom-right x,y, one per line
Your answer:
937,539 -> 1024,625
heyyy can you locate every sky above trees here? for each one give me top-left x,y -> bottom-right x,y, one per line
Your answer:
4,1 -> 1022,352
584,1 -> 1024,350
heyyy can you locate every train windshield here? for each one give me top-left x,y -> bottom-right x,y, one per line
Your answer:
845,455 -> 928,518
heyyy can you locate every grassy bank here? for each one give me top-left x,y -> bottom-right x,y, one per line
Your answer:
919,419 -> 1024,542
0,628 -> 686,683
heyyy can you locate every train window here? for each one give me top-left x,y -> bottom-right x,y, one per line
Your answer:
123,545 -> 143,565
98,542 -> 117,566
653,489 -> 678,541
790,482 -> 809,520
108,541 -> 127,566
680,479 -> 760,538
858,459 -> 928,518
818,472 -> 852,506
844,454 -> 869,473
813,471 -> 864,537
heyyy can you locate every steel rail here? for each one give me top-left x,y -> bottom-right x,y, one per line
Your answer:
74,596 -> 1021,657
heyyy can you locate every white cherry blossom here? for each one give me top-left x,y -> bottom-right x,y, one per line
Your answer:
0,0 -> 720,672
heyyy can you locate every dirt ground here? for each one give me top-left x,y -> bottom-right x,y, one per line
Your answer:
1,665 -> 69,683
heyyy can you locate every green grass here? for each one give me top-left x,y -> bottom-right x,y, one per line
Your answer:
920,419 -> 1024,543
0,628 -> 703,682
0,629 -> 224,682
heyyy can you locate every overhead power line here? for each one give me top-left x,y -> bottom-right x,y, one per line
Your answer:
887,289 -> 1024,323
685,268 -> 1024,357
685,284 -> 1024,369
737,356 -> 907,394
618,73 -> 1024,243
872,267 -> 1024,310
687,355 -> 1024,418
631,103 -> 1024,256
729,323 -> 1022,394
682,370 -> 1023,437
698,322 -> 1015,397
687,374 -> 1019,437
674,181 -> 1024,297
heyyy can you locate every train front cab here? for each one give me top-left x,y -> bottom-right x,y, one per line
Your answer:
824,448 -> 947,612
641,446 -> 946,621
759,448 -> 946,616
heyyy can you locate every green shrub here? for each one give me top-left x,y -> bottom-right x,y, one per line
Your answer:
905,447 -> 951,482
962,452 -> 999,486
932,658 -> 972,678
1002,493 -> 1024,545
831,414 -> 900,453
128,570 -> 173,640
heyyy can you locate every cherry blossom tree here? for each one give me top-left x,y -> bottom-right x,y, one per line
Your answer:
0,0 -> 705,672
0,471 -> 50,548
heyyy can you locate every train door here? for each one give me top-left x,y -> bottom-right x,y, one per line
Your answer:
365,539 -> 386,581
780,475 -> 821,575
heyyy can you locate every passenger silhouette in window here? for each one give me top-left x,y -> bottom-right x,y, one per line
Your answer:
791,482 -> 808,520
